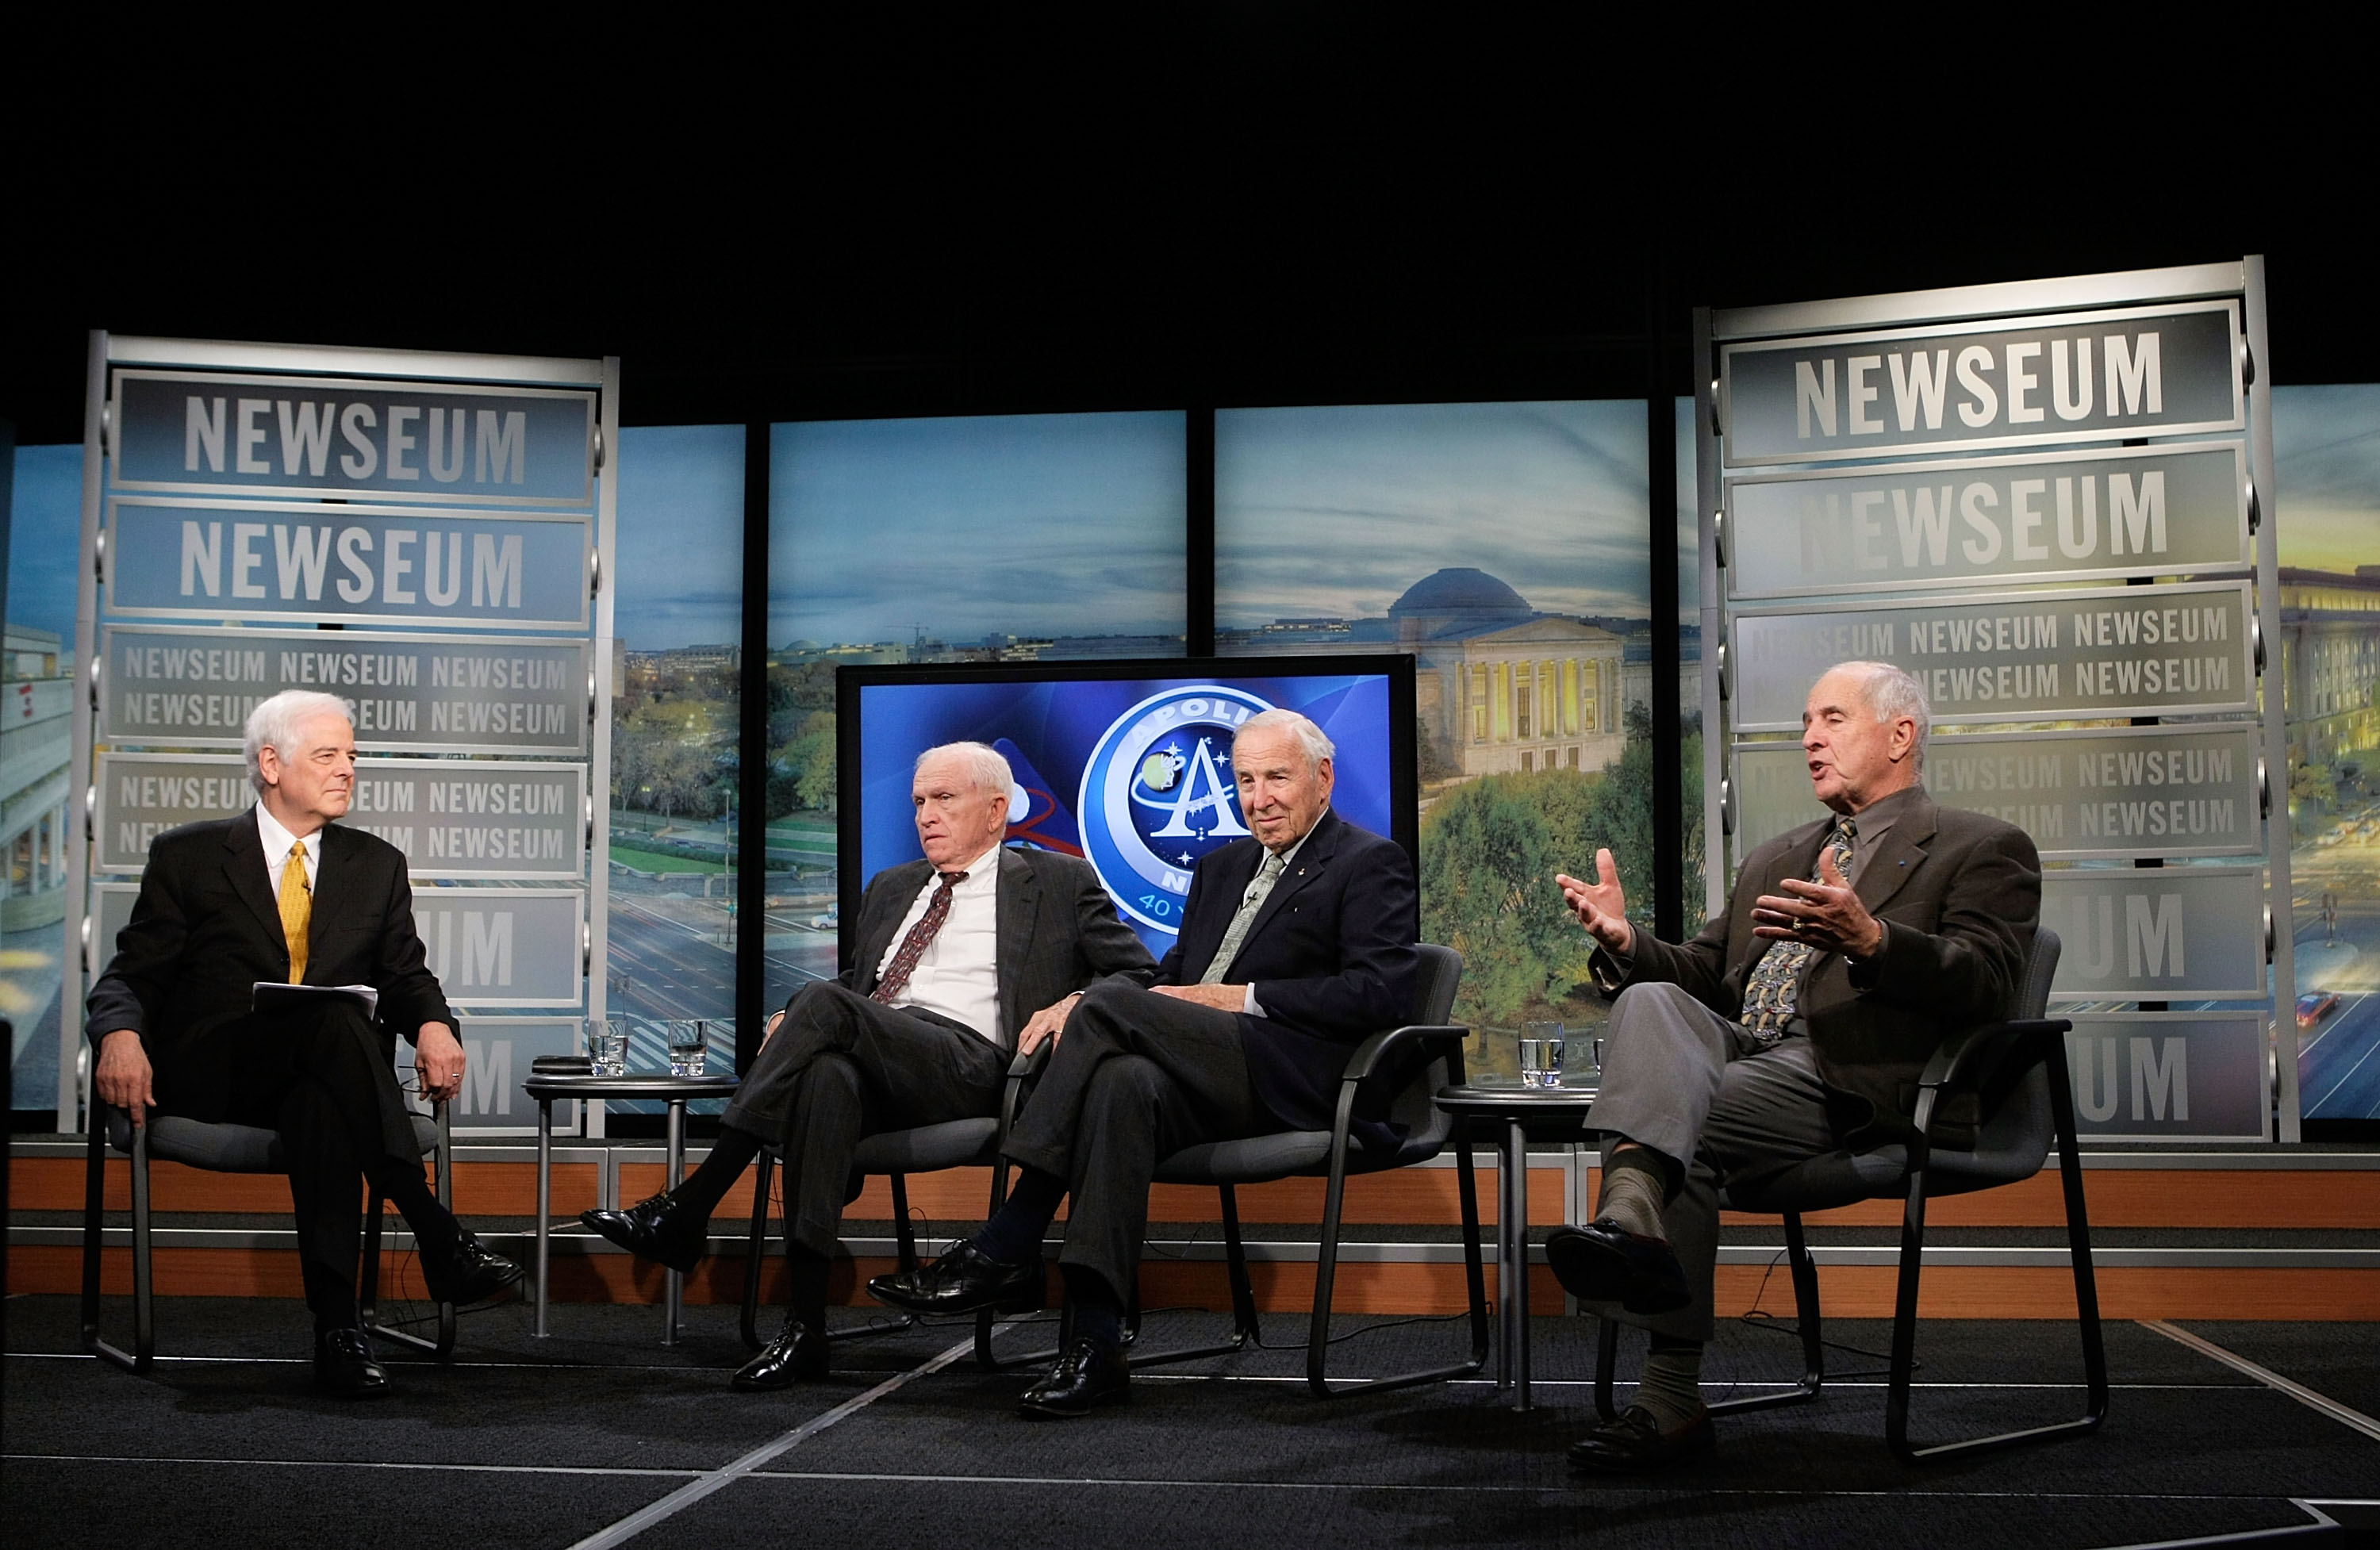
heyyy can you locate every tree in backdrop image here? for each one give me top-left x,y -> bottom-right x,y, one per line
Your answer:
1421,704 -> 1703,1031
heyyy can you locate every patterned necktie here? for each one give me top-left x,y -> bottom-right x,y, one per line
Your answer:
1200,850 -> 1287,984
872,870 -> 963,1004
279,838 -> 312,984
1737,815 -> 1856,1043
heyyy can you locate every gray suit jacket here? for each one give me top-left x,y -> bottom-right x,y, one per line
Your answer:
844,846 -> 1156,1048
1600,789 -> 2039,1147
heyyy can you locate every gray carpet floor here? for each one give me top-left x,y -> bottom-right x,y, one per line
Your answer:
6,1293 -> 2378,1549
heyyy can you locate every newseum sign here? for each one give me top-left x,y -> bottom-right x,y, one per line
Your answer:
1699,260 -> 2293,1141
61,336 -> 621,1134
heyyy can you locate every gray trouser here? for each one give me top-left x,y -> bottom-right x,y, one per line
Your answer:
1586,982 -> 1840,1342
723,983 -> 1008,1260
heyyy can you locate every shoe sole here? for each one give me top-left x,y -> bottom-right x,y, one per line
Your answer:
1544,1232 -> 1691,1316
866,1281 -> 1046,1318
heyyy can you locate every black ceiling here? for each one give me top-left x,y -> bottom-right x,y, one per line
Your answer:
6,18 -> 2364,445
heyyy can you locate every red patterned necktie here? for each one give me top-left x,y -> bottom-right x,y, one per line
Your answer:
872,871 -> 964,1004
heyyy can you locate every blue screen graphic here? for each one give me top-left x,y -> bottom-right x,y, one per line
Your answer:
858,672 -> 1396,954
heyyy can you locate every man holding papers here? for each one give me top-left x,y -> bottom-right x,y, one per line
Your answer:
88,689 -> 520,1396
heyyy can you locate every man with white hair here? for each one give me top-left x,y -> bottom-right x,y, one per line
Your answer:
1546,661 -> 2040,1470
583,740 -> 1155,1390
89,689 -> 520,1397
872,708 -> 1419,1418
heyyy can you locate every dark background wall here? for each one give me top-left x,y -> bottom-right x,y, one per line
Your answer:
4,17 -> 2367,439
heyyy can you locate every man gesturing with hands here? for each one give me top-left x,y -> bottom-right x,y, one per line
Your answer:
1546,662 -> 2040,1472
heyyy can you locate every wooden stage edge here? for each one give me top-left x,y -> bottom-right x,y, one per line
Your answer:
21,1246 -> 2380,1322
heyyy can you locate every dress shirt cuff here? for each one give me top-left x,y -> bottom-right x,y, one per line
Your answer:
1244,984 -> 1264,1018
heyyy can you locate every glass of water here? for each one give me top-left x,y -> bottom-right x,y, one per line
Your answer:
1519,1020 -> 1565,1088
666,1019 -> 708,1078
587,1015 -> 628,1077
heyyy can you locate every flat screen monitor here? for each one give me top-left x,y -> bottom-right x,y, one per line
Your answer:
836,654 -> 1418,962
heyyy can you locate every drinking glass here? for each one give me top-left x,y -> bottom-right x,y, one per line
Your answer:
666,1019 -> 708,1078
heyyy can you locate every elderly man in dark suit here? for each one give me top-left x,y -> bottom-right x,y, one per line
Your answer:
582,741 -> 1155,1390
88,689 -> 520,1397
1548,660 -> 2040,1471
872,708 -> 1418,1418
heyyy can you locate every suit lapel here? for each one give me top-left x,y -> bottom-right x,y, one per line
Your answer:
221,811 -> 287,954
993,848 -> 1039,1040
854,861 -> 931,994
1853,794 -> 1936,917
307,825 -> 362,965
1225,808 -> 1340,973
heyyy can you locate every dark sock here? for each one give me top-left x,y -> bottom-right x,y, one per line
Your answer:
974,1168 -> 1065,1264
379,1164 -> 461,1265
784,1246 -> 831,1333
1063,1266 -> 1123,1352
670,1126 -> 762,1217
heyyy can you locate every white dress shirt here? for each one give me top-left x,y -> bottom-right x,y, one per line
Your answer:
875,860 -> 1003,1042
256,804 -> 322,899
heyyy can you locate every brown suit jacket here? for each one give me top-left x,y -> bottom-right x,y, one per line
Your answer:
1601,789 -> 2040,1147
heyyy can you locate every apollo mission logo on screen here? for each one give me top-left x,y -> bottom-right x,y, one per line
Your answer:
1078,685 -> 1273,935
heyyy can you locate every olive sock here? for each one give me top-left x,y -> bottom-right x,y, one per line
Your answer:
1595,1151 -> 1672,1242
1634,1335 -> 1706,1432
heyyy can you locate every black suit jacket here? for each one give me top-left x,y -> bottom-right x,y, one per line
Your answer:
844,846 -> 1156,1048
1602,789 -> 2039,1147
86,811 -> 453,1118
1157,808 -> 1419,1139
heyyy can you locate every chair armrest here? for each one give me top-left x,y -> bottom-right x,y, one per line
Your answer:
1917,1018 -> 2074,1096
1910,1018 -> 2074,1151
1000,1042 -> 1050,1135
1338,1024 -> 1470,1084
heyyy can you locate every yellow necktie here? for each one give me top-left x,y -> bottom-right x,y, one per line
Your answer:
279,838 -> 311,984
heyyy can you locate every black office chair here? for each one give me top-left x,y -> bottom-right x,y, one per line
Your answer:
81,1095 -> 455,1372
1127,942 -> 1489,1397
739,1041 -> 1053,1369
1591,926 -> 2107,1462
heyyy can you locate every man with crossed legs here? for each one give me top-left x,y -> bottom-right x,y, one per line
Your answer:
582,741 -> 1153,1388
1547,662 -> 2038,1469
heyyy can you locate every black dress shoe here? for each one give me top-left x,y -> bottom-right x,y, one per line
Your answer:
1568,1403 -> 1715,1471
314,1327 -> 392,1398
423,1228 -> 524,1307
732,1318 -> 829,1391
581,1192 -> 709,1276
1544,1219 -> 1692,1315
866,1241 -> 1044,1316
1017,1337 -> 1129,1419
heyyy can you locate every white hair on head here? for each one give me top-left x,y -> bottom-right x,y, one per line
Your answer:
1236,708 -> 1334,773
244,689 -> 354,794
1833,660 -> 1929,772
916,740 -> 1015,799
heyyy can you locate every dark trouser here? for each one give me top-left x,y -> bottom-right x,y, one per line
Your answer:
1001,978 -> 1275,1304
1584,982 -> 1841,1342
724,983 -> 1008,1260
162,1002 -> 447,1326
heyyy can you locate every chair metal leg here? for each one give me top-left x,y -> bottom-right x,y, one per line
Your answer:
360,1180 -> 458,1359
1307,1128 -> 1490,1398
1710,1210 -> 1825,1418
970,1161 -> 1057,1370
1887,1055 -> 2109,1463
1597,1208 -> 1826,1422
82,1111 -> 150,1373
1126,1183 -> 1256,1371
740,1149 -> 775,1349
